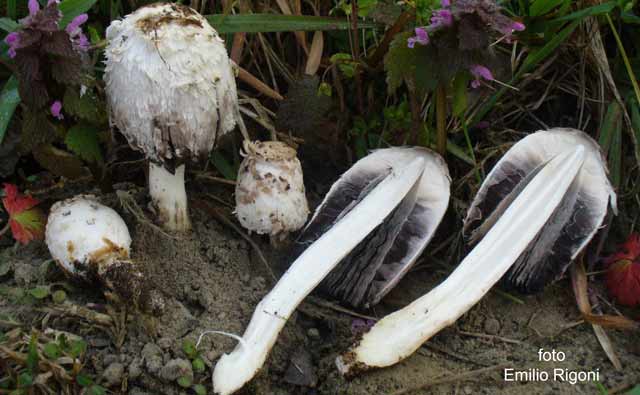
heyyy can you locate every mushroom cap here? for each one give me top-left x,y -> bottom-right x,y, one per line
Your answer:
235,141 -> 309,236
104,3 -> 238,164
45,195 -> 131,279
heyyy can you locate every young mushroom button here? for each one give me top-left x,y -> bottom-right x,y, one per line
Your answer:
235,140 -> 309,243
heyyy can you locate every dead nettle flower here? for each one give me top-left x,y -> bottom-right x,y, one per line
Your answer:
50,100 -> 63,120
3,0 -> 90,111
46,195 -> 161,312
407,0 -> 524,88
235,141 -> 309,243
469,64 -> 494,88
104,3 -> 241,232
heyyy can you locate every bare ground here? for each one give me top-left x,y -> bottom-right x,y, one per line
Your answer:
1,185 -> 639,395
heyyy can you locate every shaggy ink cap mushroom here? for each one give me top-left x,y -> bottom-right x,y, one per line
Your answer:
45,195 -> 162,313
104,3 -> 240,231
235,140 -> 309,241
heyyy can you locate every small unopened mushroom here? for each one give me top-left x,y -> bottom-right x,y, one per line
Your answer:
45,195 -> 157,311
235,140 -> 309,242
104,3 -> 241,231
336,129 -> 616,376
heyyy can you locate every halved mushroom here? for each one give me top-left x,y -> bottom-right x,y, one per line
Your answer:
46,195 -> 159,312
296,147 -> 450,308
104,3 -> 241,232
463,128 -> 616,293
212,147 -> 450,395
336,129 -> 616,375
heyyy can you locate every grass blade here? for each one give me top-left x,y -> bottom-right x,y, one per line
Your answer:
0,76 -> 20,145
0,17 -> 19,33
550,1 -> 616,22
206,14 -> 378,34
59,0 -> 98,29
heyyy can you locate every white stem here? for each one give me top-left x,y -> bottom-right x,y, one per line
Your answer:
212,158 -> 427,395
336,146 -> 586,375
148,163 -> 191,232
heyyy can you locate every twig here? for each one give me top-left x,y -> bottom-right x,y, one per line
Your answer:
389,364 -> 506,395
457,330 -> 523,345
0,221 -> 10,239
237,67 -> 284,101
306,296 -> 378,321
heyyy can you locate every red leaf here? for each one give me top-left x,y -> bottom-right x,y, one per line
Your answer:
605,233 -> 640,307
2,183 -> 45,244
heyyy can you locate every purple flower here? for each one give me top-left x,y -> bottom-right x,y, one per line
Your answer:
73,32 -> 89,51
65,13 -> 88,36
5,32 -> 20,58
470,64 -> 494,88
430,9 -> 453,29
408,27 -> 429,48
441,0 -> 450,7
28,0 -> 40,16
351,319 -> 376,335
50,100 -> 63,120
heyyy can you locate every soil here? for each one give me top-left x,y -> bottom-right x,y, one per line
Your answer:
1,182 -> 639,395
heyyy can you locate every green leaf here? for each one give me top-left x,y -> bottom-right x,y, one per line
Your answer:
63,87 -> 107,124
530,0 -> 566,16
211,152 -> 237,181
0,18 -> 19,32
192,357 -> 205,373
452,73 -> 469,117
550,1 -> 616,22
69,339 -> 87,358
58,0 -> 97,29
89,385 -> 107,395
182,339 -> 198,359
384,32 -> 417,94
599,102 -> 622,189
17,372 -> 32,388
28,286 -> 50,300
26,333 -> 38,373
0,76 -> 20,145
52,290 -> 67,304
43,342 -> 62,359
206,14 -> 378,33
6,0 -> 16,20
76,374 -> 93,387
33,144 -> 86,179
631,99 -> 640,162
177,376 -> 192,388
65,124 -> 103,164
193,384 -> 207,395
627,385 -> 640,395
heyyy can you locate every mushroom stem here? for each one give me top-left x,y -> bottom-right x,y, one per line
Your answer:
149,163 -> 191,232
336,146 -> 586,375
212,157 -> 427,395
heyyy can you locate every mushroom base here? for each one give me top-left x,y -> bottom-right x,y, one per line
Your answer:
149,163 -> 191,232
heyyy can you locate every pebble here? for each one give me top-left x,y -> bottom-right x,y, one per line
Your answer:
159,358 -> 193,383
307,328 -> 320,339
128,357 -> 143,380
464,385 -> 473,394
101,362 -> 124,388
13,263 -> 38,286
102,354 -> 118,366
483,317 -> 501,335
157,337 -> 172,350
141,343 -> 163,375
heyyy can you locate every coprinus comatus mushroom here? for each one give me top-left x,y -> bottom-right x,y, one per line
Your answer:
336,128 -> 616,376
46,195 -> 161,312
104,3 -> 240,232
213,147 -> 450,395
235,140 -> 309,243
